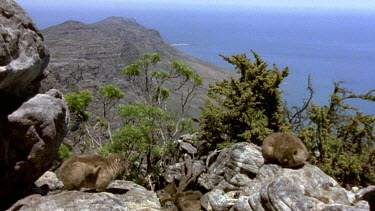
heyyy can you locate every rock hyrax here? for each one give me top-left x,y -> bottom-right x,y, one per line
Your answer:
59,153 -> 127,191
175,190 -> 203,211
262,132 -> 309,168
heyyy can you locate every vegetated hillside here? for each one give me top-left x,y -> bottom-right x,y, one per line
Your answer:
41,16 -> 231,115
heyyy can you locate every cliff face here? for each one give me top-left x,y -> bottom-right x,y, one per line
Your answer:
0,1 -> 69,209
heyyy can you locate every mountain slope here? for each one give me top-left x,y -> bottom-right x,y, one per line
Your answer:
42,16 -> 230,90
41,16 -> 232,116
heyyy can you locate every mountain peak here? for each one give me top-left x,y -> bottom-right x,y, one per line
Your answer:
94,16 -> 142,28
57,20 -> 86,27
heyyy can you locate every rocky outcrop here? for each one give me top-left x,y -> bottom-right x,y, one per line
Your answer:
199,142 -> 373,211
0,0 -> 49,104
0,1 -> 68,209
7,136 -> 375,210
9,172 -> 162,211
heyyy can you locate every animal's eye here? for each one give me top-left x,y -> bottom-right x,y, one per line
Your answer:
293,150 -> 298,155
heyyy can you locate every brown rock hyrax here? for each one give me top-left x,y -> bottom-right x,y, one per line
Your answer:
59,153 -> 127,191
175,190 -> 203,211
262,132 -> 309,168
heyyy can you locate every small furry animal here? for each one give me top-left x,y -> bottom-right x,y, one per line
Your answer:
262,132 -> 309,168
59,153 -> 127,191
175,190 -> 203,211
157,182 -> 203,211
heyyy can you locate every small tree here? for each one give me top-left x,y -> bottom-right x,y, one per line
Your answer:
100,53 -> 202,187
96,84 -> 125,141
98,84 -> 125,120
122,53 -> 202,115
64,86 -> 125,153
65,90 -> 93,122
200,51 -> 289,148
298,82 -> 375,186
64,90 -> 99,152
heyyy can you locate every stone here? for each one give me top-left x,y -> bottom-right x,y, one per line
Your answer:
260,177 -> 325,210
0,0 -> 49,102
198,142 -> 263,192
199,142 -> 366,211
1,89 -> 69,208
34,171 -> 63,191
8,180 -> 162,211
0,2 -> 59,209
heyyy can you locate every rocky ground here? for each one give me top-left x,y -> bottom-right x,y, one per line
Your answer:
8,135 -> 375,210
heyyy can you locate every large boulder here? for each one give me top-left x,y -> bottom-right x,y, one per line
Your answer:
0,0 -> 49,104
9,173 -> 162,211
1,90 -> 69,209
200,142 -> 373,211
0,1 -> 68,209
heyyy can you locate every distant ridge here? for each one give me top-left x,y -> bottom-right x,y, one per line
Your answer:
41,16 -> 231,113
95,16 -> 143,28
171,43 -> 189,46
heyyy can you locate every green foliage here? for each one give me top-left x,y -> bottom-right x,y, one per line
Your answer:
100,123 -> 149,156
200,51 -> 289,147
122,53 -> 202,115
98,84 -> 125,119
100,53 -> 201,187
65,90 -> 93,122
57,143 -> 72,161
99,84 -> 125,100
298,82 -> 375,186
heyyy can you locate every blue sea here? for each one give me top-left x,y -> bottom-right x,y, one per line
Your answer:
19,5 -> 375,114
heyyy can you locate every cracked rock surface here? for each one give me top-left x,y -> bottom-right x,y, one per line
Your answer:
0,1 -> 68,209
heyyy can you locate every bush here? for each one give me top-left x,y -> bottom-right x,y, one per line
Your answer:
200,51 -> 289,148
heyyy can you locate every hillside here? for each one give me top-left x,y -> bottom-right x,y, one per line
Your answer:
41,16 -> 231,95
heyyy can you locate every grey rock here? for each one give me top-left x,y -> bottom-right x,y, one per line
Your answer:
176,140 -> 198,155
322,204 -> 369,211
199,142 -> 366,211
231,195 -> 257,211
1,90 -> 68,208
201,189 -> 237,211
199,143 -> 263,192
165,134 -> 206,187
119,189 -> 161,211
34,171 -> 63,191
260,177 -> 325,210
0,0 -> 49,100
9,192 -> 128,211
228,142 -> 263,177
353,200 -> 371,210
164,157 -> 205,185
9,180 -> 162,211
253,164 -> 350,205
247,193 -> 264,211
198,148 -> 231,190
173,133 -> 200,156
108,180 -> 147,192
354,186 -> 375,210
0,2 -> 57,209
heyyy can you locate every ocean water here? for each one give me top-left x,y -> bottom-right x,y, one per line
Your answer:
20,5 -> 375,114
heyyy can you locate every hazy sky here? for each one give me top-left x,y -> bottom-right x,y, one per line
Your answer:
16,0 -> 375,12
